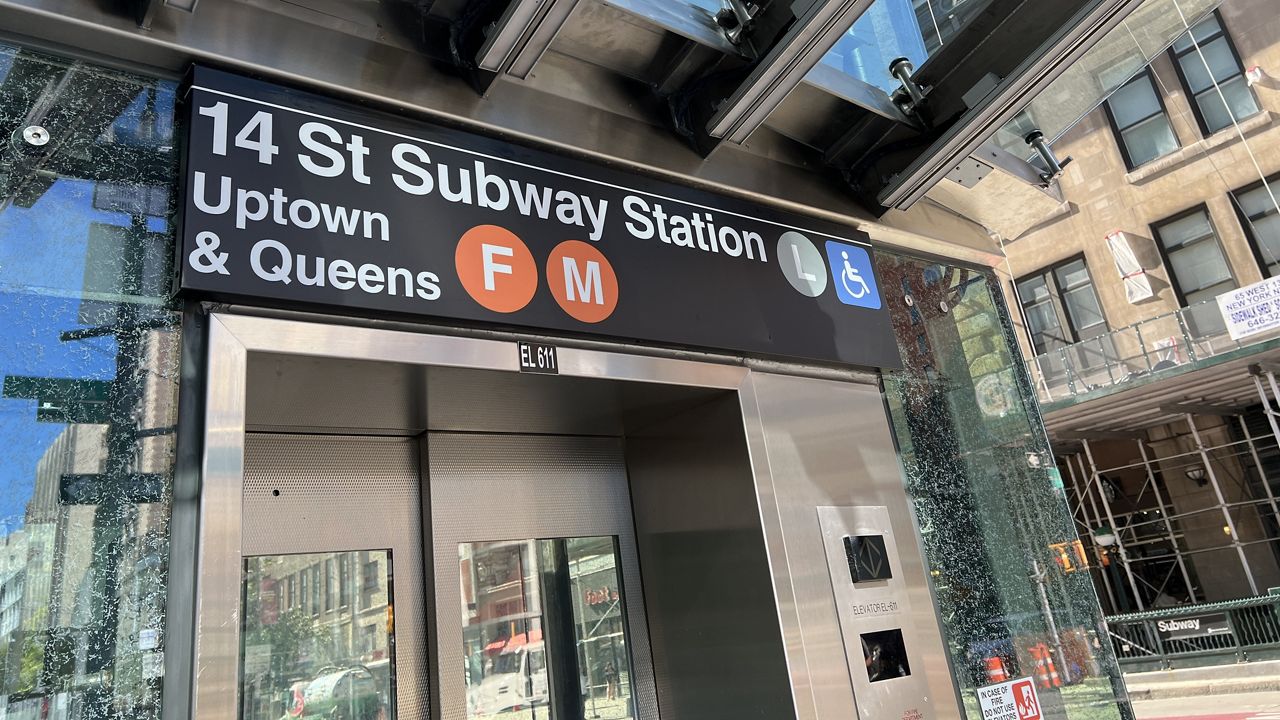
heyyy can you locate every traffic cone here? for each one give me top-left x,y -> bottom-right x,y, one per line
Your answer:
1044,648 -> 1063,688
1031,644 -> 1052,689
985,656 -> 1009,683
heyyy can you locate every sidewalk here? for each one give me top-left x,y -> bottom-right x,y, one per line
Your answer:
1124,660 -> 1280,701
1133,691 -> 1280,720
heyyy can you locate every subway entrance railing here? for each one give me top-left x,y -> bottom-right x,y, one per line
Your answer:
1106,594 -> 1280,669
1029,299 -> 1280,405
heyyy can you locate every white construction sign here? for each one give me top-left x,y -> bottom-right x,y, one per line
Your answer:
977,677 -> 1042,720
1218,275 -> 1280,341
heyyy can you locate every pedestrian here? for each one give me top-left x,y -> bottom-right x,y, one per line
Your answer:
604,661 -> 618,701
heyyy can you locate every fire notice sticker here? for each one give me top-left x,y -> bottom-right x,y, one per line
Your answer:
977,678 -> 1042,720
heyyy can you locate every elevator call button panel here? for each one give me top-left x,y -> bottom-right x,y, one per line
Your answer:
819,505 -> 933,720
844,534 -> 892,582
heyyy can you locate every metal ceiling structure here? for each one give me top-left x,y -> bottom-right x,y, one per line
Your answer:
0,0 -> 1179,242
1042,345 -> 1280,442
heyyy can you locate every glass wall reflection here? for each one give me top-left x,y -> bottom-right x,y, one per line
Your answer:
876,251 -> 1131,720
240,552 -> 395,720
0,43 -> 181,720
460,537 -> 632,720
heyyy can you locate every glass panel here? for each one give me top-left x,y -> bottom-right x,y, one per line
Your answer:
1158,211 -> 1215,248
461,540 -> 546,720
1168,240 -> 1232,294
875,252 -> 1129,720
1195,75 -> 1260,132
1184,278 -> 1236,307
1053,259 -> 1090,289
988,0 -> 1220,158
1119,114 -> 1179,166
1247,214 -> 1280,276
567,537 -> 632,720
1062,285 -> 1106,333
1015,274 -> 1050,303
240,552 -> 395,720
461,537 -> 634,720
1171,14 -> 1222,53
1238,182 -> 1280,218
1179,36 -> 1240,92
1108,76 -> 1162,129
808,0 -> 994,99
1024,302 -> 1066,352
820,0 -> 929,94
0,44 -> 180,720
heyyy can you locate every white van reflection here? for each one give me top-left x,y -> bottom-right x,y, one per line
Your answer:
469,639 -> 548,716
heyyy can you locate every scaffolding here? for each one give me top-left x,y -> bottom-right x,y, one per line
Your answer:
1059,365 -> 1280,614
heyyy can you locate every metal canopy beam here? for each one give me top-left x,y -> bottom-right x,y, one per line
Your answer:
1056,429 -> 1147,440
706,0 -> 875,146
1159,402 -> 1247,416
669,0 -> 874,154
825,0 -> 1142,214
475,0 -> 582,79
874,0 -> 1147,210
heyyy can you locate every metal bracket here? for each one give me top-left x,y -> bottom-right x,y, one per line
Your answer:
944,156 -> 993,188
1025,129 -> 1073,185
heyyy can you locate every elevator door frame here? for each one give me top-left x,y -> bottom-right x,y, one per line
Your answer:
193,311 -> 864,720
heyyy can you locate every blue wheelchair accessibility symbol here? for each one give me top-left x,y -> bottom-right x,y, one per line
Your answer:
824,241 -> 881,309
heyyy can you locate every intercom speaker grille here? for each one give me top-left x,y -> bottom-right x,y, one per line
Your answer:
243,433 -> 428,720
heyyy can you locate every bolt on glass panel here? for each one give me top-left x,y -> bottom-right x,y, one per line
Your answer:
810,0 -> 993,99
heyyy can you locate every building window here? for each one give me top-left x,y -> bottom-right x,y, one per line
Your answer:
1235,175 -> 1280,277
364,560 -> 380,590
1153,207 -> 1236,307
1016,257 -> 1109,357
325,558 -> 335,612
1105,70 -> 1179,169
311,564 -> 322,615
338,554 -> 351,607
300,572 -> 309,614
1170,11 -> 1260,135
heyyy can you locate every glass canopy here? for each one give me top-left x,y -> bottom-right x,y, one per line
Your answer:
990,0 -> 1223,157
811,0 -> 992,97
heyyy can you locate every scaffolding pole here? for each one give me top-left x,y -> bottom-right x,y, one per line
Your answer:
1136,439 -> 1198,603
1236,414 -> 1280,529
1184,413 -> 1258,595
1081,439 -> 1147,611
1066,454 -> 1121,612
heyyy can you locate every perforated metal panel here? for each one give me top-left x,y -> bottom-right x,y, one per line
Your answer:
428,432 -> 658,720
244,434 -> 429,720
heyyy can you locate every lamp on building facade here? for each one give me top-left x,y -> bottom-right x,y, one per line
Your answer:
1186,466 -> 1209,487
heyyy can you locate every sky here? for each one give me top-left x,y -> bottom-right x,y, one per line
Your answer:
0,68 -> 177,532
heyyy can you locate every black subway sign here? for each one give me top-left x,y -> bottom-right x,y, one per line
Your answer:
1155,613 -> 1232,641
179,67 -> 901,368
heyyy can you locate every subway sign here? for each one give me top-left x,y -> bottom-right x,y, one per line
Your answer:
178,67 -> 901,368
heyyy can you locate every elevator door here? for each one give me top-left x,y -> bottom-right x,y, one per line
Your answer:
429,433 -> 659,720
240,434 -> 429,720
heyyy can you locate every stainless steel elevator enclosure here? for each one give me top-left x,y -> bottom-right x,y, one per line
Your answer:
195,313 -> 962,720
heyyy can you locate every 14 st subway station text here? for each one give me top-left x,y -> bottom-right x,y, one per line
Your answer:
187,101 -> 771,301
